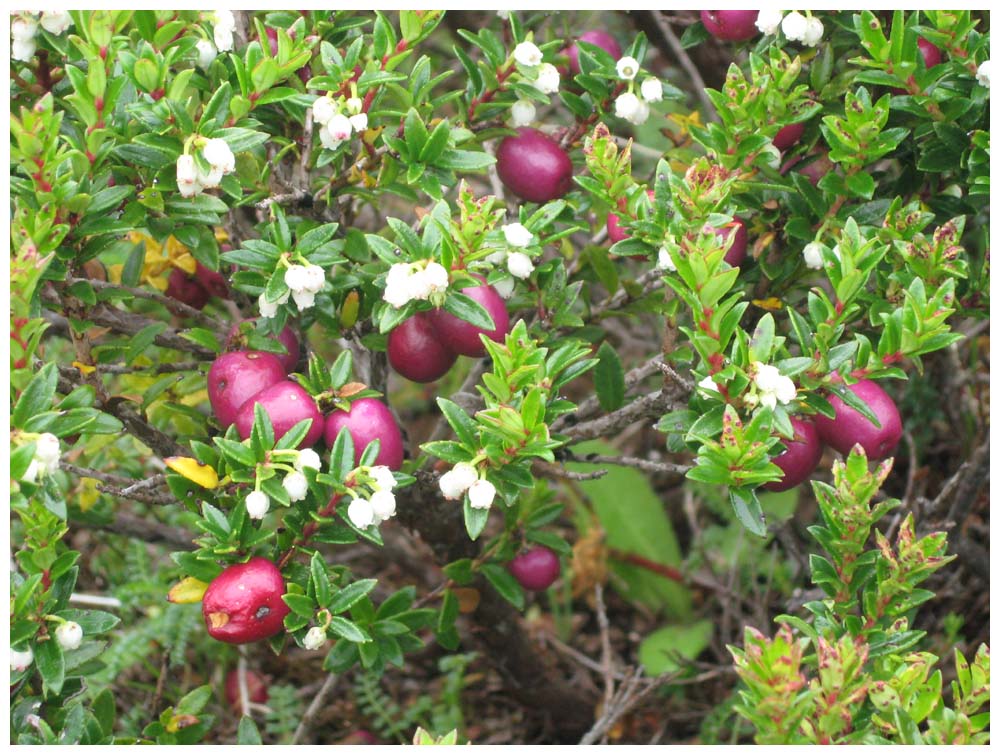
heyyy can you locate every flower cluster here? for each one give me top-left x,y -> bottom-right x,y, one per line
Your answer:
10,11 -> 72,62
382,260 -> 450,308
21,432 -> 61,484
760,10 -> 824,47
244,448 -> 322,519
751,362 -> 797,409
509,41 -> 561,127
487,222 -> 537,284
284,262 -> 326,310
438,462 -> 497,510
613,56 -> 663,126
312,95 -> 368,150
176,138 -> 236,198
346,466 -> 399,529
210,9 -> 236,52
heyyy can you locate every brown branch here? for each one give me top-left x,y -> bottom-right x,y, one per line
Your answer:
563,388 -> 679,442
646,11 -> 719,123
567,452 -> 691,476
81,511 -> 195,551
63,277 -> 224,332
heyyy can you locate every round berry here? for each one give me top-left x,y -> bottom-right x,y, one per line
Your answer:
607,189 -> 654,245
508,546 -> 561,591
814,379 -> 903,460
918,36 -> 943,68
387,313 -> 457,383
208,351 -> 287,428
772,122 -> 806,152
234,380 -> 325,448
701,10 -> 760,41
224,669 -> 269,708
227,319 -> 301,373
202,557 -> 290,644
428,281 -> 510,358
165,268 -> 210,310
324,397 -> 405,470
763,417 -> 823,492
716,218 -> 748,267
566,30 -> 622,74
496,127 -> 574,204
194,262 -> 230,299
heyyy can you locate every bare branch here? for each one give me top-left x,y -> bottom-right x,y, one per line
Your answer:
63,277 -> 224,332
647,12 -> 720,123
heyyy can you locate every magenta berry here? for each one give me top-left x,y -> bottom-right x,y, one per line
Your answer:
763,418 -> 823,492
814,379 -> 903,460
227,319 -> 301,373
387,313 -> 457,383
496,127 -> 574,204
202,557 -> 290,644
224,669 -> 269,707
701,10 -> 760,42
773,122 -> 806,151
566,30 -> 622,74
716,218 -> 748,266
234,380 -> 324,448
208,351 -> 287,428
607,189 -> 654,245
508,546 -> 561,591
194,263 -> 230,300
427,281 -> 510,358
324,397 -> 405,470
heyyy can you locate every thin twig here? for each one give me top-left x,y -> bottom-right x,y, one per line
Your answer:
648,12 -> 720,123
594,584 -> 615,718
63,277 -> 223,331
291,673 -> 338,744
567,452 -> 691,475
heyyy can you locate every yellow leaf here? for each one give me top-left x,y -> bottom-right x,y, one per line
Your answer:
72,361 -> 97,375
77,477 -> 101,512
167,576 -> 210,604
752,297 -> 784,311
165,456 -> 219,489
213,227 -> 230,243
166,237 -> 197,273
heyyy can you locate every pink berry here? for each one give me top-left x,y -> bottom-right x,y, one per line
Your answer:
508,546 -> 561,591
227,319 -> 301,373
814,379 -> 903,460
566,30 -> 623,74
701,10 -> 760,42
234,380 -> 325,448
224,669 -> 269,708
324,397 -> 404,470
202,558 -> 290,645
716,218 -> 748,266
606,189 -> 654,245
496,127 -> 574,204
208,351 -> 287,428
772,122 -> 806,152
762,418 -> 823,492
387,313 -> 457,383
917,37 -> 942,68
427,281 -> 510,358
165,268 -> 210,310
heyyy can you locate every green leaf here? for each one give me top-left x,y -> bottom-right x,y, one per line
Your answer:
56,609 -> 120,635
463,498 -> 489,541
327,616 -> 370,643
12,363 -> 58,428
34,639 -> 66,696
328,579 -> 378,614
637,619 -> 714,675
434,149 -> 495,171
594,342 -> 625,412
567,441 -> 691,617
329,425 -> 356,480
729,487 -> 767,537
237,717 -> 262,745
480,563 -> 525,610
442,291 -> 495,331
436,397 -> 477,448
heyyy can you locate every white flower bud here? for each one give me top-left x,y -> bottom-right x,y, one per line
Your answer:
282,471 -> 309,502
196,164 -> 224,190
370,490 -> 397,521
325,113 -> 353,142
202,138 -> 235,174
753,362 -> 797,410
11,36 -> 36,62
368,465 -> 396,491
802,242 -> 825,270
510,99 -> 536,127
212,10 -> 235,51
55,621 -> 83,651
976,59 -> 991,88
349,112 -> 369,132
439,462 -> 478,500
284,264 -> 310,292
296,448 -> 322,471
245,490 -> 270,519
616,56 -> 640,81
39,11 -> 72,35
697,375 -> 721,395
10,647 -> 33,672
11,17 -> 38,42
801,16 -> 824,47
312,96 -> 336,125
302,626 -> 327,650
34,433 -> 61,470
196,39 -> 217,69
614,92 -> 649,125
345,97 -> 364,115
657,246 -> 677,272
291,288 -> 317,310
415,261 -> 449,298
640,78 -> 663,103
781,11 -> 808,43
507,251 -> 535,280
756,9 -> 784,36
258,290 -> 289,318
502,222 -> 534,248
496,10 -> 511,20
176,155 -> 202,198
513,41 -> 543,67
383,263 -> 417,308
468,478 -> 496,510
492,276 -> 516,299
534,63 -> 561,94
347,497 -> 375,528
